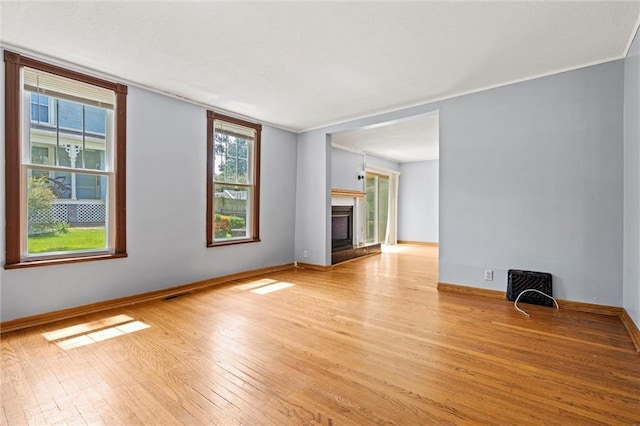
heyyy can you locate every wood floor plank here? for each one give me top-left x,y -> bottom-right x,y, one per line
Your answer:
1,245 -> 639,424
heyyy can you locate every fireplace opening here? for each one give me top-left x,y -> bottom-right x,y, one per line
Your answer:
332,206 -> 353,252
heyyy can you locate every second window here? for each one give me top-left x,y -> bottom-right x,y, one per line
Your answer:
207,112 -> 261,245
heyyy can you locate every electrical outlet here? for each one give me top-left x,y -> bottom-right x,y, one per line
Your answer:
303,250 -> 308,258
484,269 -> 493,281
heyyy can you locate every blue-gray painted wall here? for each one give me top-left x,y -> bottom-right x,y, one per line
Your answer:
0,59 -> 299,321
297,59 -> 626,307
399,160 -> 439,243
623,29 -> 640,328
1,47 -> 637,329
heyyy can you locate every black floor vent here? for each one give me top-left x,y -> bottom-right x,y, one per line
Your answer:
164,292 -> 191,301
507,270 -> 553,307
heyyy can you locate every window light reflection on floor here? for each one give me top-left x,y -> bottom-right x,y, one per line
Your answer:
42,313 -> 135,341
381,244 -> 409,253
42,314 -> 150,351
250,281 -> 295,295
235,278 -> 278,291
236,278 -> 295,295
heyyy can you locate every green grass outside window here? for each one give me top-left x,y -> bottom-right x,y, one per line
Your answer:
28,228 -> 106,254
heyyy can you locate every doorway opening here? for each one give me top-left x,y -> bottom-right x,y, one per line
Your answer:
329,110 -> 439,272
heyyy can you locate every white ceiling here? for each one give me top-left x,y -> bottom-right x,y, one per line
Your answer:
1,1 -> 638,138
332,112 -> 439,163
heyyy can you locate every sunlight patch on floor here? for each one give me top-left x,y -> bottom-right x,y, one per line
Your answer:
381,244 -> 408,253
235,278 -> 278,290
236,278 -> 295,295
42,314 -> 150,350
250,282 -> 295,295
55,321 -> 150,350
42,314 -> 135,341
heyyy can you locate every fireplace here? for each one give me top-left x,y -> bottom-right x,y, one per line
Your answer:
332,206 -> 353,252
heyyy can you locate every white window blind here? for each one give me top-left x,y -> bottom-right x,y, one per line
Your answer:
215,120 -> 255,140
23,67 -> 115,109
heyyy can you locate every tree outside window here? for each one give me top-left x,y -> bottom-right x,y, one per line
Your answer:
206,112 -> 261,246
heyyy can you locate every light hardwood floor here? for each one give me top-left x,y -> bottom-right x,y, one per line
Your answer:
2,245 -> 639,425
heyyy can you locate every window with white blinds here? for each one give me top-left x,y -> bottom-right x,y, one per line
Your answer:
3,50 -> 127,268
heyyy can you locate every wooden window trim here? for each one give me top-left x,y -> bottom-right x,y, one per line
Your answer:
3,51 -> 127,269
206,111 -> 261,247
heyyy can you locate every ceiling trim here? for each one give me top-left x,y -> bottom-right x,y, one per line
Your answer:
300,55 -> 625,134
0,42 -> 299,134
4,8 -> 637,137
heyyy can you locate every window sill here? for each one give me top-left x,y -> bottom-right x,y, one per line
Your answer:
208,238 -> 260,248
4,252 -> 127,269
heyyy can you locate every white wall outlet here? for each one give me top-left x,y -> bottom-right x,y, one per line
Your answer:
303,250 -> 308,258
484,269 -> 493,281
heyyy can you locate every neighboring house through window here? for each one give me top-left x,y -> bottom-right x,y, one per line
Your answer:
4,50 -> 127,267
29,94 -> 108,201
206,111 -> 261,246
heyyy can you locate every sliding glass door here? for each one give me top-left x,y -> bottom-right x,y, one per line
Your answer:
365,173 -> 389,244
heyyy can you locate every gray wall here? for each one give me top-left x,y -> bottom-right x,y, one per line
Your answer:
624,30 -> 640,328
366,155 -> 401,172
0,57 -> 298,321
297,59 -> 625,306
2,48 -> 634,320
331,147 -> 401,192
331,147 -> 364,192
399,160 -> 439,243
439,60 -> 624,304
295,131 -> 331,265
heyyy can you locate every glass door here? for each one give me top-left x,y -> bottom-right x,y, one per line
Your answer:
365,173 -> 389,244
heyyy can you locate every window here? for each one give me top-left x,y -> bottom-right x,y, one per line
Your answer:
4,50 -> 127,268
206,111 -> 261,246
